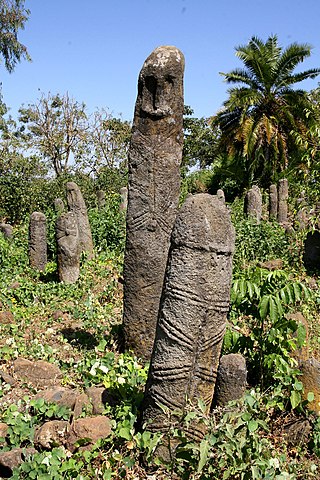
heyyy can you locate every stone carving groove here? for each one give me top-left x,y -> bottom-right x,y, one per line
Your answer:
123,45 -> 185,360
142,193 -> 235,441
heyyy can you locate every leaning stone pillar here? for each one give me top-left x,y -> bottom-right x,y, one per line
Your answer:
29,212 -> 47,272
66,182 -> 94,259
123,46 -> 185,361
269,184 -> 278,219
56,212 -> 80,284
119,187 -> 128,212
244,185 -> 262,223
142,194 -> 235,443
278,179 -> 289,224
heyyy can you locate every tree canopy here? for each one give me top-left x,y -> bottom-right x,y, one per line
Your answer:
213,35 -> 320,189
0,0 -> 30,74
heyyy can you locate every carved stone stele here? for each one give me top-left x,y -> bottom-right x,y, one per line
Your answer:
269,184 -> 278,219
142,194 -> 235,442
97,190 -> 106,209
278,178 -> 289,224
123,46 -> 185,360
28,212 -> 47,271
54,198 -> 65,214
244,185 -> 262,223
66,182 -> 93,259
56,212 -> 80,284
119,187 -> 128,212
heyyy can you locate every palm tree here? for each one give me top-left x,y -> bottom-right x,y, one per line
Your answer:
213,35 -> 320,188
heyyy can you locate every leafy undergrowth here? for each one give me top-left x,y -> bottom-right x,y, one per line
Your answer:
1,204 -> 320,479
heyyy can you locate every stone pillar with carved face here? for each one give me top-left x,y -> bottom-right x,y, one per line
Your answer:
123,46 -> 185,361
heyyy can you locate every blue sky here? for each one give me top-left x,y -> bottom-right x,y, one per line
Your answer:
2,0 -> 320,121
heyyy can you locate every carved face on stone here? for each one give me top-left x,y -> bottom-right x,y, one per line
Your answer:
137,46 -> 184,121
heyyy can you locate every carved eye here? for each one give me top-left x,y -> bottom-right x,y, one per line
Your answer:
145,75 -> 157,95
165,75 -> 174,85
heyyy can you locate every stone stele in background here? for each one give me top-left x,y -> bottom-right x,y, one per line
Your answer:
123,45 -> 185,361
119,186 -> 128,212
142,193 -> 235,444
56,212 -> 80,284
244,185 -> 262,223
214,353 -> 247,407
54,198 -> 65,214
66,182 -> 94,259
0,223 -> 13,239
269,184 -> 278,219
28,212 -> 47,272
278,178 -> 289,224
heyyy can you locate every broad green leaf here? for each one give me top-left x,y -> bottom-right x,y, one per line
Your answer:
248,419 -> 258,432
290,390 -> 301,409
197,439 -> 210,472
307,391 -> 315,402
259,295 -> 270,319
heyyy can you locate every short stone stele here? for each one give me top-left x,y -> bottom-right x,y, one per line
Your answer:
28,212 -> 47,271
66,182 -> 94,259
123,45 -> 185,360
56,212 -> 80,284
142,193 -> 235,443
214,353 -> 247,407
244,185 -> 262,223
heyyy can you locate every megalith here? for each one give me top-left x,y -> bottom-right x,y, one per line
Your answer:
269,184 -> 278,219
56,212 -> 80,284
119,187 -> 128,212
123,46 -> 185,360
142,194 -> 235,441
0,223 -> 13,239
28,212 -> 47,272
66,182 -> 94,259
244,185 -> 262,223
97,190 -> 106,209
216,189 -> 225,203
54,198 -> 65,214
278,178 -> 289,224
214,354 -> 247,407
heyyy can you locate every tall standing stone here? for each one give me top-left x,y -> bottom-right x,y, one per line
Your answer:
244,185 -> 262,223
142,194 -> 235,441
269,184 -> 278,219
66,182 -> 94,259
29,212 -> 47,272
56,212 -> 80,284
123,46 -> 185,360
278,178 -> 289,224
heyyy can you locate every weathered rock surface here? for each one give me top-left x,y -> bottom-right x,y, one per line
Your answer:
66,182 -> 94,258
97,190 -> 106,209
13,358 -> 62,387
0,311 -> 14,324
303,231 -> 320,272
0,447 -> 36,473
244,185 -> 262,223
269,184 -> 278,219
299,357 -> 320,414
86,386 -> 108,414
66,416 -> 112,452
54,198 -> 65,214
0,223 -> 13,239
258,259 -> 283,271
214,354 -> 247,407
142,193 -> 235,442
282,417 -> 312,446
56,212 -> 80,284
278,178 -> 289,224
0,422 -> 8,439
216,189 -> 225,202
123,45 -> 185,360
119,186 -> 128,211
34,420 -> 68,448
28,212 -> 47,271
